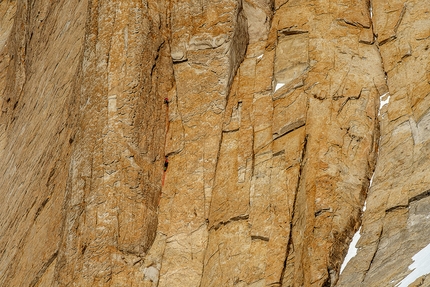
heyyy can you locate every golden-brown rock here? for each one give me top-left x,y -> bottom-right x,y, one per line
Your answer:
0,0 -> 429,286
338,0 -> 430,286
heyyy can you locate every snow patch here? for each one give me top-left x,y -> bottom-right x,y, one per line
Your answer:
340,227 -> 362,273
379,93 -> 390,114
369,170 -> 375,188
275,83 -> 284,92
257,54 -> 263,60
396,243 -> 430,287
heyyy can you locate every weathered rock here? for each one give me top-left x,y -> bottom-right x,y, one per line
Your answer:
0,1 -> 87,286
0,0 -> 171,286
0,0 -> 429,286
338,0 -> 430,286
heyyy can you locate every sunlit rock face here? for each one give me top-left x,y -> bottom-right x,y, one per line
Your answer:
0,0 -> 429,286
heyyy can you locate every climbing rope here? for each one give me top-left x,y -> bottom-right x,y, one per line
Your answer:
161,98 -> 170,187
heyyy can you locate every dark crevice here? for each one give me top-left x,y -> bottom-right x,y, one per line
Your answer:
322,273 -> 331,287
279,135 -> 308,284
385,204 -> 408,213
394,4 -> 407,33
46,168 -> 55,186
409,189 -> 430,204
273,120 -> 305,140
315,208 -> 331,217
359,38 -> 375,45
150,41 -> 164,77
337,90 -> 362,115
384,190 -> 430,213
400,52 -> 411,60
222,128 -> 240,133
164,149 -> 182,158
29,251 -> 58,287
273,150 -> 285,157
172,58 -> 188,64
33,197 -> 50,221
81,243 -> 87,255
362,227 -> 383,283
251,235 -> 269,242
337,18 -> 370,29
278,29 -> 309,36
211,214 -> 249,231
379,35 -> 396,46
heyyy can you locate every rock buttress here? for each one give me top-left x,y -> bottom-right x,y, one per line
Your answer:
150,0 -> 384,286
0,1 -> 87,286
55,1 -> 172,286
1,0 -> 430,286
0,0 -> 172,286
338,0 -> 430,286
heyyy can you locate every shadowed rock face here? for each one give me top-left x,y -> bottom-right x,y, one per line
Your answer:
0,0 -> 429,286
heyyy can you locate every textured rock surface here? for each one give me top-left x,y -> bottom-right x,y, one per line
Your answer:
0,0 -> 171,286
0,0 -> 429,287
338,0 -> 430,286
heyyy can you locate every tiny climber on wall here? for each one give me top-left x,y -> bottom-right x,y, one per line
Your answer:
164,97 -> 169,105
163,156 -> 169,171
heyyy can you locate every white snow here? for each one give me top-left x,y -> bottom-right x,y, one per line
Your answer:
257,54 -> 263,60
396,243 -> 430,287
275,83 -> 284,92
369,170 -> 375,188
340,227 -> 362,273
364,171 -> 375,213
379,93 -> 390,114
340,168 -> 372,273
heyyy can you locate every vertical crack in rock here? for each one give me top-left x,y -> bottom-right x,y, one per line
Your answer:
279,135 -> 308,285
362,227 -> 384,281
155,0 -> 249,286
28,251 -> 58,287
338,0 -> 430,286
0,0 -> 91,286
1,0 -> 430,286
274,0 -> 384,285
55,1 -> 171,285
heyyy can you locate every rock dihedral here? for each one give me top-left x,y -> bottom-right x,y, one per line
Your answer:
0,0 -> 429,287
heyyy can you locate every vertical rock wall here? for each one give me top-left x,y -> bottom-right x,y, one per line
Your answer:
0,0 -> 429,286
338,0 -> 430,286
153,1 -> 248,286
150,0 -> 384,286
0,1 -> 88,286
0,0 -> 172,286
55,1 -> 172,286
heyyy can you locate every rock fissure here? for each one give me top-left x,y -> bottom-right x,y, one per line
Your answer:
279,134 -> 308,285
409,189 -> 430,204
211,214 -> 250,231
1,0 -> 430,286
250,235 -> 270,242
28,251 -> 58,287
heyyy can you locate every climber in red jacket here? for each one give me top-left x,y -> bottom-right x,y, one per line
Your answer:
163,156 -> 169,171
164,98 -> 169,105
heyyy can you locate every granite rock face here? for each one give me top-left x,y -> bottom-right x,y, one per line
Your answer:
338,1 -> 430,286
0,0 -> 429,287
